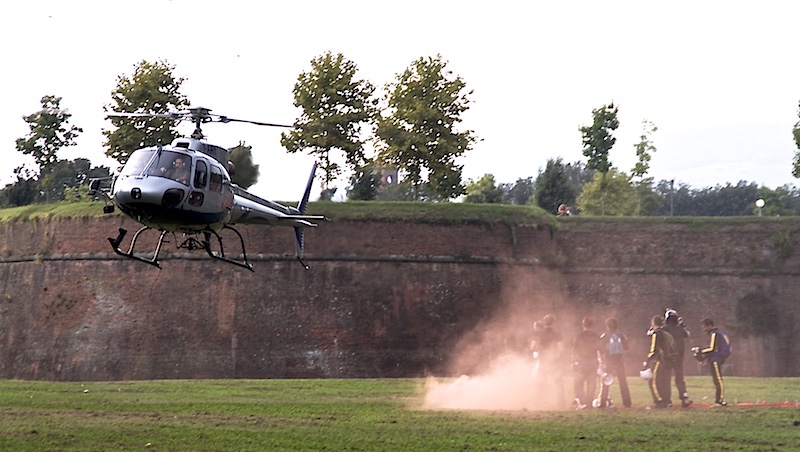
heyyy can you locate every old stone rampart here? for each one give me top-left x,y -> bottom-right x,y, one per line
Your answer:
0,215 -> 798,380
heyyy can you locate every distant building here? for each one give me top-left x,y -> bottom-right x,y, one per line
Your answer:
372,165 -> 398,185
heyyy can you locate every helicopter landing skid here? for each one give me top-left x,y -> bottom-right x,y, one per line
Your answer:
196,226 -> 254,271
108,226 -> 254,271
108,227 -> 167,268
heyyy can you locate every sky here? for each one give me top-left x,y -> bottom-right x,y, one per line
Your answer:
2,0 -> 800,201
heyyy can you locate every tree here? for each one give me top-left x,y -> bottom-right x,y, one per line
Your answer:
102,60 -> 189,164
40,158 -> 111,202
755,186 -> 790,217
228,141 -> 259,189
501,177 -> 534,205
376,55 -> 477,201
576,168 -> 636,216
652,180 -> 760,216
346,165 -> 382,201
464,174 -> 504,203
579,103 -> 619,215
534,157 -> 576,215
0,166 -> 40,207
281,52 -> 377,197
793,100 -> 800,178
632,119 -> 658,216
15,95 -> 83,174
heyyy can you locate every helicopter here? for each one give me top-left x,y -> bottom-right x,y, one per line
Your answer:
88,107 -> 327,271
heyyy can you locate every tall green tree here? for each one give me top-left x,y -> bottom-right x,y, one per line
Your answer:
576,168 -> 636,216
102,60 -> 189,165
464,174 -> 504,204
228,141 -> 259,189
632,119 -> 658,216
281,52 -> 377,199
793,100 -> 800,178
534,158 -> 575,215
376,55 -> 477,201
15,95 -> 83,174
579,103 -> 619,215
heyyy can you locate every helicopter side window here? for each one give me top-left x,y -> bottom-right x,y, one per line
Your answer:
209,165 -> 223,192
194,160 -> 208,189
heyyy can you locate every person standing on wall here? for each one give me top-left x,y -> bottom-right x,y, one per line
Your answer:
598,317 -> 632,408
643,315 -> 677,409
571,316 -> 601,410
693,317 -> 731,407
662,308 -> 693,407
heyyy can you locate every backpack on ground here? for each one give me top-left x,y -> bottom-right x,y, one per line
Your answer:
607,333 -> 625,355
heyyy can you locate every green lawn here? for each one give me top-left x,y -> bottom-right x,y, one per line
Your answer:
0,377 -> 798,451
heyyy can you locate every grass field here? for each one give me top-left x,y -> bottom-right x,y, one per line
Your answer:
1,377 -> 798,451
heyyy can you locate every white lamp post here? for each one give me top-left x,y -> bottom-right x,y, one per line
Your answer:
755,198 -> 765,217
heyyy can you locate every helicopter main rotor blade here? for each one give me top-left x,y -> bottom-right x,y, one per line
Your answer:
216,116 -> 293,128
106,112 -> 182,120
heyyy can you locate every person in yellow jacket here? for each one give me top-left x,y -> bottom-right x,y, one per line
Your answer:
643,315 -> 677,408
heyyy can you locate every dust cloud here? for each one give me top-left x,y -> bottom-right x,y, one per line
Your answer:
423,272 -> 578,410
424,353 -> 559,410
422,268 -> 618,411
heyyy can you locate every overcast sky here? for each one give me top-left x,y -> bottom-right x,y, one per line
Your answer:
2,0 -> 799,201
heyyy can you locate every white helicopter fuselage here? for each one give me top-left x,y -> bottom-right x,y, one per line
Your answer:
112,138 -> 320,234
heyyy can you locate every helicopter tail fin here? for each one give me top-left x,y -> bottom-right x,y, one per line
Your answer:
297,161 -> 317,214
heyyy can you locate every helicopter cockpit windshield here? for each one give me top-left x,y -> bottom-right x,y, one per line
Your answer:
120,149 -> 192,186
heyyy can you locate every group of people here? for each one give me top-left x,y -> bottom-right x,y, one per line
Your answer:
529,309 -> 731,410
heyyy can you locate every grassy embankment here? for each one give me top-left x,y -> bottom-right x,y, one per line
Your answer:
0,200 -> 553,226
2,199 -> 795,225
0,377 -> 798,451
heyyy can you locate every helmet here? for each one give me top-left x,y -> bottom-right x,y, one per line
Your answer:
602,372 -> 615,386
639,368 -> 653,380
665,308 -> 678,319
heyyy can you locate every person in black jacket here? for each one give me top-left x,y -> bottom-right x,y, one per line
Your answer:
572,316 -> 601,410
662,308 -> 693,407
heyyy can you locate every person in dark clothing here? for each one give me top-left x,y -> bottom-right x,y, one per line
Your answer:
662,308 -> 693,407
644,315 -> 675,409
697,317 -> 731,407
535,314 -> 565,408
572,316 -> 601,410
599,317 -> 632,408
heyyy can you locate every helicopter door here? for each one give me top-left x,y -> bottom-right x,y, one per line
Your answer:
201,164 -> 225,211
188,160 -> 208,207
